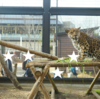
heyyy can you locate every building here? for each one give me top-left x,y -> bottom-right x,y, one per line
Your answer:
0,15 -> 63,57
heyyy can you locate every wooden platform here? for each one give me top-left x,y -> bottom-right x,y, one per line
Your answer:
26,60 -> 100,99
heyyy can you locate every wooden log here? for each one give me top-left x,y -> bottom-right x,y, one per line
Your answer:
47,73 -> 59,94
13,63 -> 17,76
0,62 -> 2,76
92,91 -> 100,99
0,40 -> 58,60
27,76 -> 41,99
51,88 -> 56,99
33,91 -> 38,99
30,67 -> 50,99
33,68 -> 42,99
0,53 -> 22,89
93,67 -> 96,76
34,68 -> 42,99
35,68 -> 42,77
85,67 -> 100,95
27,65 -> 50,99
26,61 -> 100,68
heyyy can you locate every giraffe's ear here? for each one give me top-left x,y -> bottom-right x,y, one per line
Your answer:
65,30 -> 69,34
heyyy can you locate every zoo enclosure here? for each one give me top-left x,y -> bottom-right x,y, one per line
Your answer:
0,0 -> 100,78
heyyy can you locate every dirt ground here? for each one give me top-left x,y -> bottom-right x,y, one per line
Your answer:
0,70 -> 96,99
0,83 -> 99,99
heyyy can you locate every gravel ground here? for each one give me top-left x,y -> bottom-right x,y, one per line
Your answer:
0,83 -> 99,99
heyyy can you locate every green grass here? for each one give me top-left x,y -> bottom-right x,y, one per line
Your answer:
83,58 -> 93,62
56,57 -> 92,63
95,89 -> 100,95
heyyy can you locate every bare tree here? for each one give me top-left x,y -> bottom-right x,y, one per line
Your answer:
22,15 -> 32,48
22,15 -> 42,51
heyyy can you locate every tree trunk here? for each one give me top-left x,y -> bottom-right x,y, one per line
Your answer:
0,53 -> 22,89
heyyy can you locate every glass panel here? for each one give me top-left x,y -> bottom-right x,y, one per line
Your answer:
50,15 -> 100,78
0,15 -> 42,77
51,0 -> 100,8
0,0 -> 43,7
51,0 -> 57,7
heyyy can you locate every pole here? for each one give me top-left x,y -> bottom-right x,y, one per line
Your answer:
0,40 -> 58,60
55,0 -> 58,56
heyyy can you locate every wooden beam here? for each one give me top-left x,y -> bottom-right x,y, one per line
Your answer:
13,63 -> 17,76
26,61 -> 100,68
33,91 -> 38,99
30,67 -> 50,99
27,65 -> 50,99
93,67 -> 96,76
86,67 -> 100,95
92,91 -> 100,99
47,73 -> 59,94
51,88 -> 56,99
27,76 -> 41,99
0,40 -> 58,60
30,66 -> 50,99
0,53 -> 22,89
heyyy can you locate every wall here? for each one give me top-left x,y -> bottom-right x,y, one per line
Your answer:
57,34 -> 78,57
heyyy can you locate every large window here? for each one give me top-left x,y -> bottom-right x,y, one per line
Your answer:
0,14 -> 43,77
0,15 -> 43,55
50,15 -> 100,78
55,15 -> 100,32
0,0 -> 100,79
50,15 -> 100,57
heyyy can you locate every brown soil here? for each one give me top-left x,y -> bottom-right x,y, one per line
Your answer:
0,84 -> 98,99
77,73 -> 94,78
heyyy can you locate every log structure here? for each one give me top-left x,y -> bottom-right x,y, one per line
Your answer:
28,65 -> 51,99
51,88 -> 56,99
92,91 -> 100,99
26,60 -> 100,99
0,39 -> 100,98
0,40 -> 58,90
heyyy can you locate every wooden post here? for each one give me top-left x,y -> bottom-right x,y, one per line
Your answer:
92,91 -> 100,99
33,68 -> 42,99
33,91 -> 38,99
27,65 -> 50,99
13,63 -> 17,76
0,53 -> 22,89
93,67 -> 96,76
51,88 -> 56,99
86,67 -> 100,95
30,67 -> 50,99
47,72 -> 59,94
0,62 -> 2,77
35,68 -> 42,77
